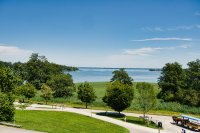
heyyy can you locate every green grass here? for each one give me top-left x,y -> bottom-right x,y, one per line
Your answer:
124,116 -> 159,129
96,112 -> 159,129
30,82 -> 200,117
76,82 -> 109,98
15,110 -> 129,133
31,82 -> 108,106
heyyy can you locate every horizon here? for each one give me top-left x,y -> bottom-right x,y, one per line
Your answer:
0,0 -> 200,68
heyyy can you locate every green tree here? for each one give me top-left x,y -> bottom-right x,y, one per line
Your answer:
25,53 -> 78,89
47,74 -> 75,98
26,53 -> 49,89
15,83 -> 36,102
103,81 -> 134,114
185,59 -> 200,106
136,82 -> 157,121
111,68 -> 133,86
41,84 -> 53,104
0,67 -> 19,93
12,62 -> 27,82
0,93 -> 15,121
0,60 -> 12,68
158,62 -> 186,102
77,82 -> 96,109
183,89 -> 199,106
186,59 -> 200,91
0,67 -> 17,121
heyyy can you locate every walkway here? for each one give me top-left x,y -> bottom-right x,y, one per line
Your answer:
0,125 -> 44,133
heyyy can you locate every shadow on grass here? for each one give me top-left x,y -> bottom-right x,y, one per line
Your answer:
96,112 -> 125,118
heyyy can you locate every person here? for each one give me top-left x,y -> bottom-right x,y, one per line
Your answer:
181,129 -> 186,133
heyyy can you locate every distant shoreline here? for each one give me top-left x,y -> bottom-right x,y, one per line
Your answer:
78,67 -> 161,70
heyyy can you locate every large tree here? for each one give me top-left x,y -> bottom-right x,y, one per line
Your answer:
183,59 -> 200,106
136,82 -> 157,121
77,82 -> 96,109
47,74 -> 75,98
158,62 -> 186,102
25,53 -> 78,89
186,59 -> 200,91
103,81 -> 134,114
26,53 -> 49,89
111,68 -> 133,86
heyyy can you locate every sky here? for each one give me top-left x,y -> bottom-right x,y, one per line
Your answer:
0,0 -> 200,68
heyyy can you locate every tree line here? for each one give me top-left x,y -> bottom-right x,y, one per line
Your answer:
0,53 -> 78,121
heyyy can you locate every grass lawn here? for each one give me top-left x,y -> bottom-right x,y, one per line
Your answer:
15,110 -> 129,133
75,82 -> 109,98
96,112 -> 159,129
125,116 -> 159,129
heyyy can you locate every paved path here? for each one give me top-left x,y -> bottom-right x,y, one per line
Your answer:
0,125 -> 44,133
23,104 -> 197,133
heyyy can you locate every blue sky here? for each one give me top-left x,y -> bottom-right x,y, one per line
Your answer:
0,0 -> 200,68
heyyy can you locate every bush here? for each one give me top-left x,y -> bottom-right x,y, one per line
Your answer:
15,83 -> 36,102
0,93 -> 15,121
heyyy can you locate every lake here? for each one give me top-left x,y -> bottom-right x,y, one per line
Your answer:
69,68 -> 161,83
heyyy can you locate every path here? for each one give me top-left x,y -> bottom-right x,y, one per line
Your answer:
23,104 -> 197,133
0,125 -> 44,133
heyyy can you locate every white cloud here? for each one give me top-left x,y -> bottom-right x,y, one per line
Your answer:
131,37 -> 192,42
123,47 -> 162,56
142,25 -> 200,32
122,45 -> 190,56
0,45 -> 32,55
178,44 -> 191,49
0,45 -> 33,62
105,45 -> 192,68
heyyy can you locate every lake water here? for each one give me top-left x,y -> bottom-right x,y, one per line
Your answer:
69,68 -> 161,83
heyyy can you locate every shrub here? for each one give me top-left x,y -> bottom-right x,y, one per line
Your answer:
0,93 -> 15,121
